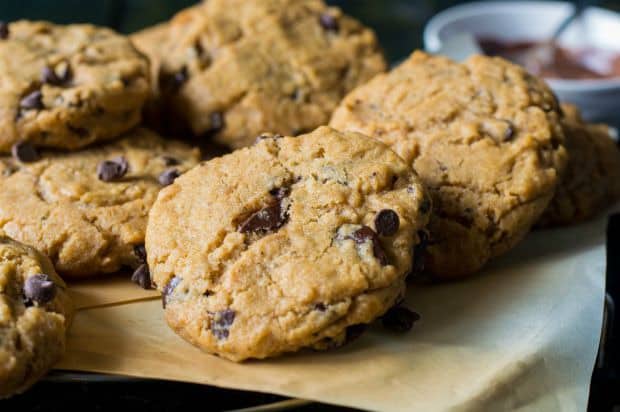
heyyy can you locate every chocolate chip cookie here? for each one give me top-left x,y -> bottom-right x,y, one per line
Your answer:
330,51 -> 567,279
539,104 -> 620,226
148,0 -> 386,148
146,127 -> 429,361
0,236 -> 73,398
0,20 -> 150,152
0,128 -> 200,277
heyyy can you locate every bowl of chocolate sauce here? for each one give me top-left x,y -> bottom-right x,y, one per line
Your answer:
424,1 -> 620,125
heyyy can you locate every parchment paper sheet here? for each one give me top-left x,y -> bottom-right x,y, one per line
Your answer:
56,212 -> 608,412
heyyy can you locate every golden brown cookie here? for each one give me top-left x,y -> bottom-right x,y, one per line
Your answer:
147,0 -> 386,148
146,127 -> 429,361
0,128 -> 200,277
331,51 -> 567,279
0,236 -> 72,398
539,104 -> 620,226
0,21 -> 151,152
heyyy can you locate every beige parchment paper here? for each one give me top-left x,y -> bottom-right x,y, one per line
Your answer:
55,210 -> 609,412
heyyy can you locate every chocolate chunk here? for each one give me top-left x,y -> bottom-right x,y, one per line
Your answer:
503,124 -> 515,141
345,324 -> 367,343
11,141 -> 39,163
159,66 -> 188,94
161,155 -> 179,166
382,306 -> 420,333
0,21 -> 9,39
319,13 -> 339,32
158,168 -> 180,186
41,63 -> 72,86
97,157 -> 128,182
131,264 -> 153,290
350,226 -> 389,266
239,198 -> 289,234
133,244 -> 147,264
20,90 -> 43,111
162,276 -> 181,308
419,198 -> 431,214
314,303 -> 327,311
212,309 -> 235,339
374,209 -> 400,236
210,112 -> 224,131
23,274 -> 56,304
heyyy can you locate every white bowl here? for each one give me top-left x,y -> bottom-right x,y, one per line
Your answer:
424,1 -> 620,125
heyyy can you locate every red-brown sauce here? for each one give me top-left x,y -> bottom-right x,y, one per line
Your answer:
478,38 -> 620,80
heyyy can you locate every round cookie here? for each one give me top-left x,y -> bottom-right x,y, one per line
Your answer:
146,126 -> 429,361
0,128 -> 200,277
330,51 -> 567,279
0,20 -> 150,152
539,104 -> 620,226
0,236 -> 73,398
151,0 -> 386,148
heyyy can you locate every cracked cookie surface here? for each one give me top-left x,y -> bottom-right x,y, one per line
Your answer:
0,128 -> 200,277
330,51 -> 567,279
146,126 -> 429,361
0,236 -> 72,398
0,20 -> 150,152
148,0 -> 386,148
539,104 -> 620,226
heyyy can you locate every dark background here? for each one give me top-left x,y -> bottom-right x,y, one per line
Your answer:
0,0 -> 617,63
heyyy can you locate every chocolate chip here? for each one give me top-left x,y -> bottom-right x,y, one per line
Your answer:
269,186 -> 290,199
131,264 -> 153,290
382,306 -> 420,333
159,66 -> 188,94
133,244 -> 147,263
419,198 -> 431,214
345,324 -> 367,343
97,157 -> 128,182
239,198 -> 289,234
23,274 -> 56,304
11,141 -> 39,163
350,226 -> 389,266
503,124 -> 514,141
162,276 -> 181,308
212,309 -> 235,340
314,303 -> 327,311
158,168 -> 180,186
0,21 -> 9,39
41,63 -> 72,86
374,209 -> 400,236
20,90 -> 43,111
161,156 -> 179,166
319,13 -> 339,32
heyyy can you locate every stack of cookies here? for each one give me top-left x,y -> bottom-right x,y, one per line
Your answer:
2,0 -> 620,397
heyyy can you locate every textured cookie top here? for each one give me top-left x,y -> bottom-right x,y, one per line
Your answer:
0,128 -> 200,277
331,51 -> 567,278
0,21 -> 150,152
0,236 -> 72,398
146,127 -> 429,361
154,0 -> 386,148
539,104 -> 620,226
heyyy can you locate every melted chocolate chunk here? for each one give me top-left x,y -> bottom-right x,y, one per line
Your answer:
374,209 -> 400,236
239,195 -> 289,234
11,141 -> 39,163
131,264 -> 153,290
97,156 -> 128,182
20,90 -> 44,111
349,226 -> 389,266
24,274 -> 56,304
319,13 -> 339,32
158,168 -> 180,186
0,21 -> 8,39
212,309 -> 235,340
382,306 -> 420,333
133,244 -> 147,263
162,276 -> 181,308
41,63 -> 72,86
